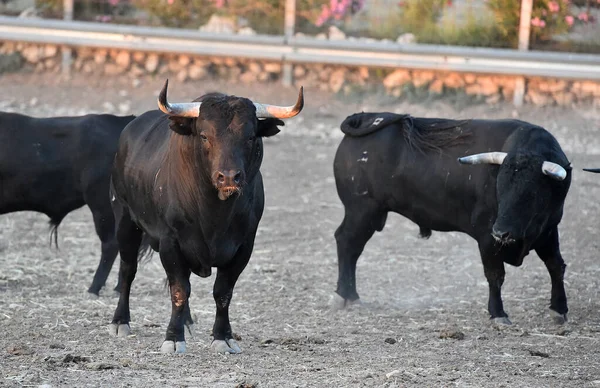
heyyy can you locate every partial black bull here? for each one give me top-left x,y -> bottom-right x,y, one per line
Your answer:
108,80 -> 304,354
333,112 -> 572,325
0,111 -> 136,295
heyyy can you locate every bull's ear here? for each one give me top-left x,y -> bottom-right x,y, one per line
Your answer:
168,116 -> 194,136
257,118 -> 284,137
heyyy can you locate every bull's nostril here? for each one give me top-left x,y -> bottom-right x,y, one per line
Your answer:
234,171 -> 242,184
492,227 -> 512,242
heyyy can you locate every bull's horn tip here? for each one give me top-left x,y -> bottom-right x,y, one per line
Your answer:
158,79 -> 170,112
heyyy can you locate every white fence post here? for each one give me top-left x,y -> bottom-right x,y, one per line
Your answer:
282,0 -> 296,87
513,0 -> 533,107
61,0 -> 73,78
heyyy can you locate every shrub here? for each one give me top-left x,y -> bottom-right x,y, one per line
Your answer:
215,0 -> 362,35
486,0 -> 573,47
393,0 -> 502,48
396,0 -> 445,42
132,0 -> 214,28
34,0 -> 132,21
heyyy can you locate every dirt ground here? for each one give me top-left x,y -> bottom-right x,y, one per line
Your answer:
1,72 -> 600,388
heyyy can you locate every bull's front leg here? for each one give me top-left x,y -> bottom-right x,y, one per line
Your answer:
210,243 -> 253,354
535,227 -> 568,324
333,202 -> 385,309
159,237 -> 192,354
479,237 -> 511,325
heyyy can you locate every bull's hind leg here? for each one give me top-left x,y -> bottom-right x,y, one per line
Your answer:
333,200 -> 386,309
535,227 -> 568,324
86,198 -> 120,296
109,207 -> 142,338
478,236 -> 511,325
158,237 -> 191,354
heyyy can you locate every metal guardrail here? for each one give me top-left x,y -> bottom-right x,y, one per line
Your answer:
1,15 -> 600,80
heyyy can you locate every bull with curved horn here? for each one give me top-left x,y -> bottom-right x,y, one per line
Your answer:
332,112 -> 572,328
108,79 -> 304,355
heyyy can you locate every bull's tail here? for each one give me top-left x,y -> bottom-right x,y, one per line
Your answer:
137,232 -> 155,263
135,232 -> 169,293
48,218 -> 63,250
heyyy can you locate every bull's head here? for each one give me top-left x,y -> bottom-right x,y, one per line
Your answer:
158,79 -> 304,200
458,151 -> 570,244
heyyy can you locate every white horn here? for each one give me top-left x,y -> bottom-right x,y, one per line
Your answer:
157,79 -> 202,118
542,161 -> 567,181
458,152 -> 507,165
253,86 -> 304,119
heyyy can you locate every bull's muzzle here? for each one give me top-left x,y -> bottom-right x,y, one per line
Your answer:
491,227 -> 516,245
213,170 -> 243,200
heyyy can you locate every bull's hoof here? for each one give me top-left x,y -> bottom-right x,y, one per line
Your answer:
211,339 -> 242,354
550,310 -> 568,325
330,293 -> 361,310
185,323 -> 195,339
108,323 -> 131,337
492,316 -> 512,326
85,291 -> 99,300
160,340 -> 186,354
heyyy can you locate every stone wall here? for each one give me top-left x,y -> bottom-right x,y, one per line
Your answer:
1,41 -> 600,107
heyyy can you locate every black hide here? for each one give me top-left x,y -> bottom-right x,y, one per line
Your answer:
333,112 -> 572,324
0,111 -> 136,295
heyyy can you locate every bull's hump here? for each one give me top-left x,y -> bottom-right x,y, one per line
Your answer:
340,112 -> 408,137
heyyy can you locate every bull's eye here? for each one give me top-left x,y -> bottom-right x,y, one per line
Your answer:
247,136 -> 256,145
200,134 -> 208,142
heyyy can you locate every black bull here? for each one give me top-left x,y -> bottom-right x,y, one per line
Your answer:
333,112 -> 572,325
108,80 -> 304,354
0,111 -> 136,295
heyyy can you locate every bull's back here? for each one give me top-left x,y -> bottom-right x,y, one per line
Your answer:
111,111 -> 171,228
0,112 -> 133,217
113,110 -> 169,185
333,120 -> 520,237
0,113 -> 83,215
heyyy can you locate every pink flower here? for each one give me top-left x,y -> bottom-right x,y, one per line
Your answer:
531,17 -> 546,28
548,1 -> 559,12
109,0 -> 119,5
95,15 -> 112,23
565,15 -> 574,26
578,12 -> 589,22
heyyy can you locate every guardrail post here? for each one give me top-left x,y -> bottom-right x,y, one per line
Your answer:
513,0 -> 533,107
61,0 -> 74,78
282,0 -> 296,87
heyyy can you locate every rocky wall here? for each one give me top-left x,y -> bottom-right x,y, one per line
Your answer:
1,41 -> 600,107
